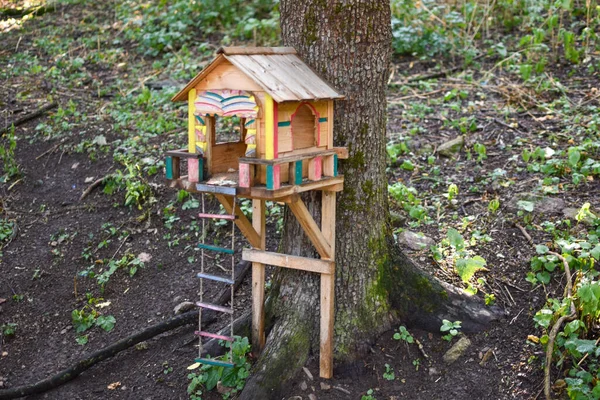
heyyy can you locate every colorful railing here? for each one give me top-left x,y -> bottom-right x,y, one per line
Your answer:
165,149 -> 204,183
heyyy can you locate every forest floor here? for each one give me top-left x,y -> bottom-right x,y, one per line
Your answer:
1,1 -> 599,400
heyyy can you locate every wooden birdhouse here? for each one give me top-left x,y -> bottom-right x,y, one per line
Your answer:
166,47 -> 347,197
165,47 -> 347,380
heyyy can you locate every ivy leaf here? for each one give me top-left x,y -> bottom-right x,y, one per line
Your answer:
517,200 -> 535,212
565,338 -> 597,354
533,309 -> 553,328
205,367 -> 222,391
447,228 -> 465,250
568,148 -> 581,167
536,244 -> 549,254
455,256 -> 488,283
536,271 -> 551,284
592,245 -> 600,261
95,315 -> 116,332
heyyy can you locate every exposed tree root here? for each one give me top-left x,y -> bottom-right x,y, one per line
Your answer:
0,261 -> 251,400
79,174 -> 113,201
0,4 -> 55,18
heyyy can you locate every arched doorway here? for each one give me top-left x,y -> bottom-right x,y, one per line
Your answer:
291,103 -> 317,150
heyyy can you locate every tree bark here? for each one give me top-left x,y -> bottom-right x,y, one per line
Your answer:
240,2 -> 502,398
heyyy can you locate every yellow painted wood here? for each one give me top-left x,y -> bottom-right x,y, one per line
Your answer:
265,93 -> 274,160
188,88 -> 197,153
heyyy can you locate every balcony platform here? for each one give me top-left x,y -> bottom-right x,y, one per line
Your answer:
167,172 -> 343,201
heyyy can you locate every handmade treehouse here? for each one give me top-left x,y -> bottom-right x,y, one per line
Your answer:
165,47 -> 347,378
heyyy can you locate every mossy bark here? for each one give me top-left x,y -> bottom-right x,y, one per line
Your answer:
240,1 -> 500,398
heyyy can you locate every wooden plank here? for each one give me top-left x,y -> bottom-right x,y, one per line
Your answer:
218,47 -> 297,55
188,88 -> 196,153
196,184 -> 237,196
165,149 -> 201,159
239,163 -> 251,188
195,358 -> 234,368
288,196 -> 332,259
215,194 -> 261,249
188,158 -> 200,183
252,199 -> 266,353
205,116 -> 215,174
332,147 -> 349,159
211,142 -> 246,174
240,175 -> 345,200
196,302 -> 233,314
198,213 -> 236,220
195,331 -> 234,342
323,154 -> 334,177
165,156 -> 174,179
242,249 -> 334,275
327,100 -> 334,149
197,272 -> 235,285
320,190 -> 336,379
239,149 -> 338,165
195,60 -> 264,92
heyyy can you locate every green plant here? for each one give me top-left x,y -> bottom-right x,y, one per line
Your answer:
0,218 -> 15,248
0,126 -> 21,183
72,307 -> 116,337
361,389 -> 377,400
473,143 -> 487,163
440,319 -> 462,341
488,198 -> 500,213
1,322 -> 17,336
393,325 -> 414,343
383,363 -> 395,381
187,336 -> 251,399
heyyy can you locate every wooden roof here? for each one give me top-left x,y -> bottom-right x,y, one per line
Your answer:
171,47 -> 344,103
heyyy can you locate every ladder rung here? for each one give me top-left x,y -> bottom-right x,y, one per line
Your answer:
198,243 -> 235,255
195,331 -> 234,342
197,272 -> 235,285
194,358 -> 234,368
198,213 -> 237,220
196,302 -> 233,314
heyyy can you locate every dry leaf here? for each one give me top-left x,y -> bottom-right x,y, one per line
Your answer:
187,362 -> 201,370
107,382 -> 121,390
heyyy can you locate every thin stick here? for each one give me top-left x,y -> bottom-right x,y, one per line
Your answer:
36,138 -> 68,160
2,102 -> 57,133
79,175 -> 112,201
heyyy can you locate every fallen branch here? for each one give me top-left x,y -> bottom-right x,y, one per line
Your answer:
35,138 -> 69,160
79,175 -> 112,202
2,102 -> 57,134
0,4 -> 55,18
0,261 -> 251,400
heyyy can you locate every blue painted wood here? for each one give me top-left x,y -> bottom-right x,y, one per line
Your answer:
295,161 -> 303,185
195,183 -> 236,195
194,358 -> 234,368
198,243 -> 234,255
333,154 -> 338,177
266,165 -> 274,190
197,272 -> 235,285
198,158 -> 204,182
166,156 -> 173,179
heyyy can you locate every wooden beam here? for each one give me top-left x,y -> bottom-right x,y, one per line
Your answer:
188,89 -> 196,153
288,196 -> 332,259
251,199 -> 266,353
242,249 -> 334,275
320,190 -> 337,378
214,194 -> 261,249
238,175 -> 344,200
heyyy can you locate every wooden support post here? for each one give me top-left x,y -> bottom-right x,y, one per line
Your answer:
243,249 -> 334,275
320,190 -> 336,379
288,195 -> 332,259
252,199 -> 266,352
214,194 -> 261,249
288,161 -> 303,185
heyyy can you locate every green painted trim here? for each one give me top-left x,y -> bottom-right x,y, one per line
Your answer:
333,154 -> 338,177
198,243 -> 234,255
198,158 -> 204,182
318,117 -> 328,123
194,358 -> 234,368
295,160 -> 303,185
266,165 -> 274,190
277,121 -> 291,127
165,156 -> 173,179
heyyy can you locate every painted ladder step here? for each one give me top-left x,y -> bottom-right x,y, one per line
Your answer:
197,243 -> 235,255
195,331 -> 234,342
197,272 -> 235,285
194,358 -> 234,368
198,213 -> 237,220
196,302 -> 233,314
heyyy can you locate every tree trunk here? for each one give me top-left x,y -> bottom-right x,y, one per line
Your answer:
240,2 -> 501,398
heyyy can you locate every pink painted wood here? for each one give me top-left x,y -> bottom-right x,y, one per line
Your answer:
195,331 -> 234,342
272,164 -> 281,190
198,213 -> 236,220
313,156 -> 322,180
188,158 -> 200,183
239,162 -> 251,188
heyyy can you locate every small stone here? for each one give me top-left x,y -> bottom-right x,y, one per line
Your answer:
437,135 -> 464,157
302,367 -> 314,380
308,394 -> 317,400
320,382 -> 331,390
135,342 -> 149,351
508,193 -> 565,214
443,336 -> 472,364
173,301 -> 195,315
287,397 -> 302,400
300,381 -> 308,391
85,177 -> 95,183
428,367 -> 440,376
397,230 -> 435,251
1,352 -> 7,357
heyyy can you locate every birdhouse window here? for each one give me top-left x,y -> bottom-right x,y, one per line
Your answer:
291,103 -> 319,150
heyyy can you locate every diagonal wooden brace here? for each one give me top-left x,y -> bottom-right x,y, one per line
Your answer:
214,194 -> 261,249
288,195 -> 333,259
